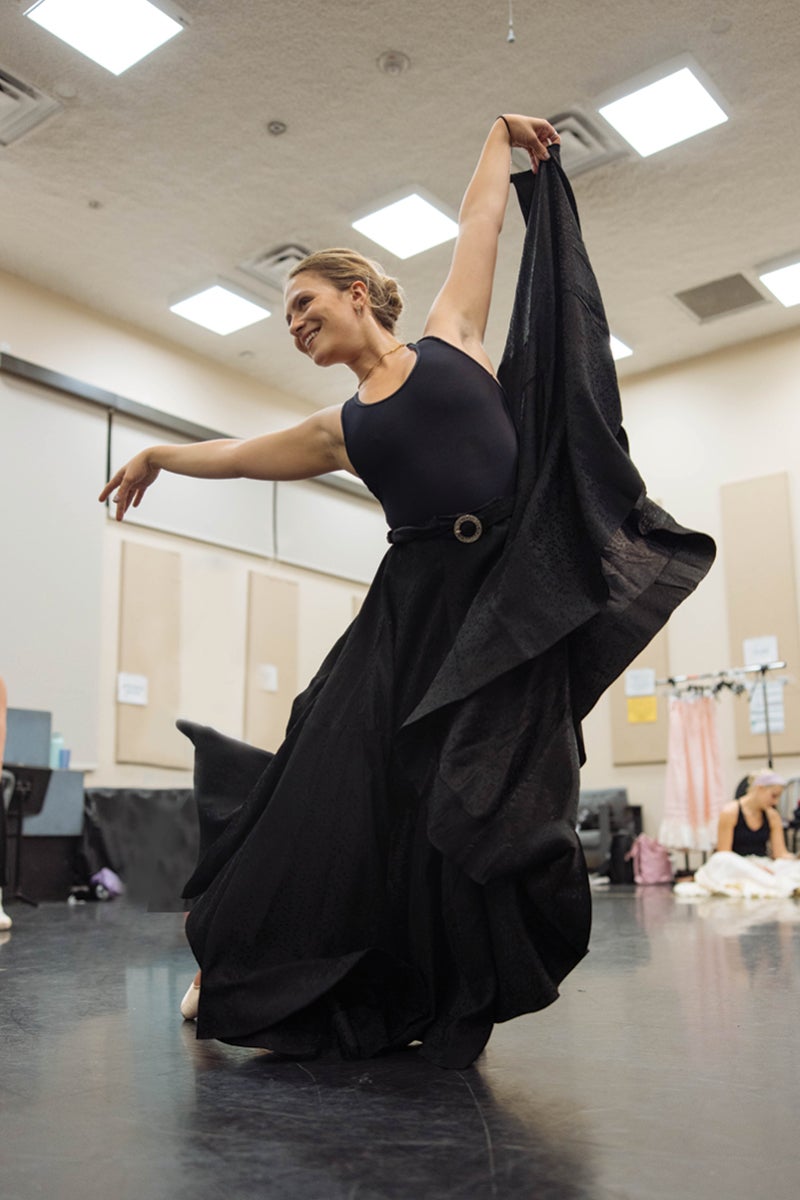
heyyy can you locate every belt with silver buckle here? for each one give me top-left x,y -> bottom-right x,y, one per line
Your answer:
388,496 -> 514,544
452,513 -> 482,543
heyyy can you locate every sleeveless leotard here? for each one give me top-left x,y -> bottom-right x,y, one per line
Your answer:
340,336 -> 518,528
731,802 -> 770,856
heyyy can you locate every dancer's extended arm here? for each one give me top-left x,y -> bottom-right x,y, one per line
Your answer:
424,114 -> 559,367
98,404 -> 347,522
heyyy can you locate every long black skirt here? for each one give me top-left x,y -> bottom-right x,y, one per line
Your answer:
179,150 -> 715,1069
181,516 -> 591,1070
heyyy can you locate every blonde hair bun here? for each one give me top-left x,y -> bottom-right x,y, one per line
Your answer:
287,248 -> 404,333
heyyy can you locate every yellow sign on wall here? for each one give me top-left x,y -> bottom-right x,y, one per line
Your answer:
627,696 -> 658,724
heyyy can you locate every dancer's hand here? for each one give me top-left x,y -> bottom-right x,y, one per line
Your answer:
500,114 -> 560,172
99,451 -> 161,521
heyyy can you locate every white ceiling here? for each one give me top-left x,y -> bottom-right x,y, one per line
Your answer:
1,0 -> 798,412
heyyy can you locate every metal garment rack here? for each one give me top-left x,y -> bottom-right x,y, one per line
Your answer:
656,661 -> 787,768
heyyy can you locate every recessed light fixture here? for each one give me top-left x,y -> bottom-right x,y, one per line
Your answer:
25,0 -> 183,77
610,335 -> 633,361
598,63 -> 727,157
352,193 -> 458,259
758,260 -> 800,307
170,285 -> 271,335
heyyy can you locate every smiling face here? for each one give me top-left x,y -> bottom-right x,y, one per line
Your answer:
284,271 -> 366,367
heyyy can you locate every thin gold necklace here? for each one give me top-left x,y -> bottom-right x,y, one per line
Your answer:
357,342 -> 405,389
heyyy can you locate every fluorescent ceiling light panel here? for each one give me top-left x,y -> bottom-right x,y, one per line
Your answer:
598,67 -> 727,157
353,194 -> 458,259
609,334 -> 633,361
170,286 -> 271,335
25,0 -> 183,77
758,262 -> 800,307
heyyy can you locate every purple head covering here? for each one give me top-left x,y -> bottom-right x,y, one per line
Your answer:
752,770 -> 786,788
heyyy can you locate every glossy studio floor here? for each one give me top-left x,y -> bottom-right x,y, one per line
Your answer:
1,889 -> 798,1200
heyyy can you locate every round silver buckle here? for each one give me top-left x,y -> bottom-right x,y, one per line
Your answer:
453,513 -> 482,543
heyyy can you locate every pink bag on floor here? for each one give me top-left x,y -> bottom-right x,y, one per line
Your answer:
626,834 -> 673,885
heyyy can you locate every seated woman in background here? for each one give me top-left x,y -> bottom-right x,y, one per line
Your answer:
717,770 -> 792,861
675,770 -> 799,899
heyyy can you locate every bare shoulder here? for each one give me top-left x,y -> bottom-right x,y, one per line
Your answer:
718,803 -> 738,823
313,403 -> 346,443
767,806 -> 784,826
313,403 -> 358,475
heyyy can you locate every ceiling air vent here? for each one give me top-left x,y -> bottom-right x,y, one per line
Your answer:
511,110 -> 626,178
0,67 -> 60,147
240,244 -> 312,292
674,274 -> 767,322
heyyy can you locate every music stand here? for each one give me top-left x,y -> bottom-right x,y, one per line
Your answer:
3,764 -> 51,907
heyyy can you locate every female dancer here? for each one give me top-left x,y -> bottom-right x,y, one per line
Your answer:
100,113 -> 713,1067
675,771 -> 799,898
718,771 -> 792,860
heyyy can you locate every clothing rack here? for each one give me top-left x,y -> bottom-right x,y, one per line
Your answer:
656,661 -> 787,768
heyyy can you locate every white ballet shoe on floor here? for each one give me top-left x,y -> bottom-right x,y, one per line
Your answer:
0,889 -> 12,931
180,979 -> 200,1020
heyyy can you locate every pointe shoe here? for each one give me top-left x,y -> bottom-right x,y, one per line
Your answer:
180,979 -> 200,1020
0,888 -> 11,931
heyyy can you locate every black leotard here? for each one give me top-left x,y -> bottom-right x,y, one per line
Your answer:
340,336 -> 518,528
731,802 -> 770,856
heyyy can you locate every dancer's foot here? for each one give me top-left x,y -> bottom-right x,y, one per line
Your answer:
180,970 -> 201,1020
0,888 -> 11,931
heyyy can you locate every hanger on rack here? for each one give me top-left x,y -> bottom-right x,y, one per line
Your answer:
656,660 -> 786,690
656,661 -> 787,765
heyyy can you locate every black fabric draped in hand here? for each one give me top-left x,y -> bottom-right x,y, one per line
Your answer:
177,148 -> 715,1068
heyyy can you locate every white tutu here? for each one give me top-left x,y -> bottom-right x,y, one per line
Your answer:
674,851 -> 800,899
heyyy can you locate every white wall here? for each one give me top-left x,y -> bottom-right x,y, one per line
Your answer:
96,521 -> 366,788
0,269 -> 369,787
581,327 -> 800,832
3,268 -> 800,819
0,268 -> 307,437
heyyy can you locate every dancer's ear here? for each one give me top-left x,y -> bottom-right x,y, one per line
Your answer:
350,280 -> 369,311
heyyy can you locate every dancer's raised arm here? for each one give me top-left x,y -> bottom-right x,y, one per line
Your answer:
98,404 -> 348,522
424,114 -> 559,370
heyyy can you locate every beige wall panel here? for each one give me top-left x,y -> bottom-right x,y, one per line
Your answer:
721,472 -> 800,758
117,541 -> 190,768
244,574 -> 299,752
610,626 -> 670,765
180,550 -> 249,738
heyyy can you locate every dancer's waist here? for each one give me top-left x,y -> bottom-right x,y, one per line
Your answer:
387,495 -> 514,544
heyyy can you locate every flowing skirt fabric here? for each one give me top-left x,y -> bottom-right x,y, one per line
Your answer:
179,151 -> 716,1068
181,519 -> 591,1069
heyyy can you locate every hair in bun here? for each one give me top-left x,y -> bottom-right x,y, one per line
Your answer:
287,248 -> 404,332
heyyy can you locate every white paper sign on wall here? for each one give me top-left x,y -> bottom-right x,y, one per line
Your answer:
625,668 -> 656,697
749,680 -> 786,735
257,663 -> 279,693
117,672 -> 149,706
743,635 -> 779,666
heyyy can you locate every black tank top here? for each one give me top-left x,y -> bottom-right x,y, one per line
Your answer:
731,802 -> 770,857
340,336 -> 518,528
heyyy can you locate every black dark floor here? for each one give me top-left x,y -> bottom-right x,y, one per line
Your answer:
1,889 -> 799,1200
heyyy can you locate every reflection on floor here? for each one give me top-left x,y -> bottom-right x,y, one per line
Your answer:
1,889 -> 798,1200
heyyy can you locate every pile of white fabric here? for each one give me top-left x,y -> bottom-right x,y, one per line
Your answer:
674,851 -> 800,899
